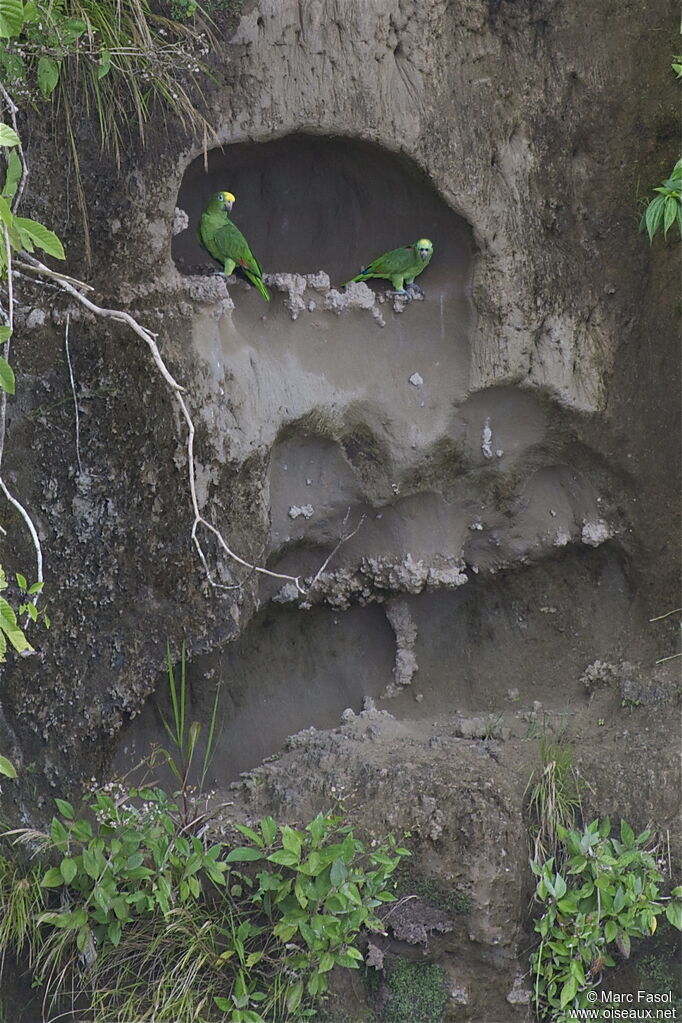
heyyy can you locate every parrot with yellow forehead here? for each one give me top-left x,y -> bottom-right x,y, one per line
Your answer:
197,190 -> 270,301
344,238 -> 434,295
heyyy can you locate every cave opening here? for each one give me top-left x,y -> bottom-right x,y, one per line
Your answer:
172,134 -> 473,297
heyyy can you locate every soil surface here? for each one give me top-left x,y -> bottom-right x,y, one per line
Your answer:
0,0 -> 679,1020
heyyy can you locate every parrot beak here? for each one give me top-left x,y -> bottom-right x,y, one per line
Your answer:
224,200 -> 233,212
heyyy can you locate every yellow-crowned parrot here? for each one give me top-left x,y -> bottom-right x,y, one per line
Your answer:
197,190 -> 270,301
344,238 -> 433,295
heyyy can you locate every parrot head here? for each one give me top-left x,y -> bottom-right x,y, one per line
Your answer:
416,239 -> 433,262
207,190 -> 235,213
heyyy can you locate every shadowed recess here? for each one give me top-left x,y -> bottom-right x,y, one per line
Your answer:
173,134 -> 473,293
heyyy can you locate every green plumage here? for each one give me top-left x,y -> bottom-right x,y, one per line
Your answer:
344,238 -> 434,293
198,191 -> 270,301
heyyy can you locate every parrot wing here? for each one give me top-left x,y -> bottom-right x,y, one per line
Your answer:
199,213 -> 270,301
345,244 -> 417,285
364,245 -> 416,276
213,222 -> 264,279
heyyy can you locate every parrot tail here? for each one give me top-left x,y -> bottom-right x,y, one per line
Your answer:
343,270 -> 369,287
245,271 -> 271,301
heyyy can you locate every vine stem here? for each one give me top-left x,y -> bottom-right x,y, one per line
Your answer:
0,228 -> 44,586
18,254 -> 308,593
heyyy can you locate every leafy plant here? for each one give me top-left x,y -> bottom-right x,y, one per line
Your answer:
0,0 -> 213,161
530,818 -> 682,1021
0,124 -> 65,399
0,793 -> 407,1022
526,737 -> 582,865
150,642 -> 221,826
639,56 -> 682,243
640,158 -> 682,242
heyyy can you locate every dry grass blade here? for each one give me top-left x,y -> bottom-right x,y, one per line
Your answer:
526,737 -> 582,866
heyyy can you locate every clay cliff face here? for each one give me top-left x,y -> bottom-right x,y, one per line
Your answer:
0,1 -> 679,1017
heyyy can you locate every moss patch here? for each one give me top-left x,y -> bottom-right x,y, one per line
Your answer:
393,860 -> 472,916
383,959 -> 447,1023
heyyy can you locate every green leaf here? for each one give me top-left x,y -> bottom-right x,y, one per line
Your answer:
0,326 -> 10,343
330,857 -> 347,887
619,819 -> 634,846
0,0 -> 23,38
3,149 -> 21,199
334,951 -> 362,968
281,826 -> 302,859
235,823 -> 264,848
0,753 -> 16,778
82,847 -> 100,880
97,49 -> 111,79
260,817 -> 277,846
553,874 -> 567,899
50,816 -> 68,848
0,596 -> 31,652
319,951 -> 334,972
285,981 -> 303,1013
62,17 -> 85,39
665,901 -> 682,931
107,919 -> 121,946
663,196 -> 678,237
60,857 -> 77,884
267,849 -> 300,867
0,49 -> 24,80
0,356 -> 14,395
273,921 -> 297,942
14,217 -> 65,259
0,124 -> 19,148
559,975 -> 578,1008
644,195 -> 666,242
225,846 -> 264,863
41,867 -> 65,888
213,997 -> 231,1011
55,798 -> 74,819
37,56 -> 60,99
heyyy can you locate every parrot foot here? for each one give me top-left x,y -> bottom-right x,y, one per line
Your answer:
387,288 -> 410,298
406,282 -> 425,298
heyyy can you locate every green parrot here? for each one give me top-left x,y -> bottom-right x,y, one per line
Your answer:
197,190 -> 270,301
344,238 -> 434,295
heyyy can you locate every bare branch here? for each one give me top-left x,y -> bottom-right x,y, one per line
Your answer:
15,259 -> 95,293
308,510 -> 366,591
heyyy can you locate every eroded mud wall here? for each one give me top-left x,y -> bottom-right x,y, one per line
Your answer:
0,0 -> 677,906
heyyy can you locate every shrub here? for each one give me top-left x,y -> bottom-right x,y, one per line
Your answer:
1,789 -> 408,1022
530,818 -> 682,1021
